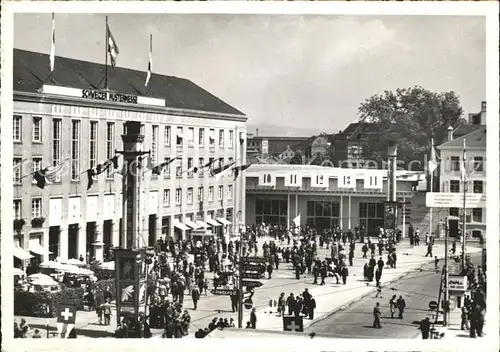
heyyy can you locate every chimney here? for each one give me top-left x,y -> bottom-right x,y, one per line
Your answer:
480,101 -> 486,125
256,128 -> 259,137
447,126 -> 453,141
468,113 -> 474,123
481,101 -> 486,112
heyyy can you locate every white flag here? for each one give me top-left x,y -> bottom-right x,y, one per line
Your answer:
145,35 -> 152,86
50,13 -> 55,72
292,214 -> 301,227
107,23 -> 119,67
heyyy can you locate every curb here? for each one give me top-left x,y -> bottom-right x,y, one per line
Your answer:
303,258 -> 434,330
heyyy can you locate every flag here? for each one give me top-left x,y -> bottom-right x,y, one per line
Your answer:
210,161 -> 236,181
428,138 -> 438,174
151,157 -> 179,175
233,163 -> 252,180
56,304 -> 77,338
461,139 -> 467,181
293,214 -> 301,227
145,34 -> 152,87
197,159 -> 216,174
33,160 -> 67,189
107,23 -> 119,67
87,169 -> 96,190
96,156 -> 118,175
50,13 -> 55,72
186,165 -> 198,174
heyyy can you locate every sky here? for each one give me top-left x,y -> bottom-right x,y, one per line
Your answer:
14,14 -> 486,136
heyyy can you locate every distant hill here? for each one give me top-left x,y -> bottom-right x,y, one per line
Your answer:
247,123 -> 321,137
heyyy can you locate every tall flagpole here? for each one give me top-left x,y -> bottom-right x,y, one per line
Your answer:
105,16 -> 109,90
148,34 -> 152,96
429,138 -> 434,235
461,139 -> 467,271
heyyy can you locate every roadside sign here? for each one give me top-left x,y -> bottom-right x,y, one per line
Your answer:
242,280 -> 263,288
210,289 -> 237,296
426,192 -> 486,208
241,264 -> 261,272
242,257 -> 267,264
241,272 -> 261,280
283,316 -> 304,332
244,298 -> 253,310
428,300 -> 438,311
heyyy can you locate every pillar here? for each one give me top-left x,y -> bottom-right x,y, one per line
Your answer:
78,223 -> 87,261
339,196 -> 343,230
348,195 -> 352,230
59,225 -> 68,261
94,222 -> 104,262
112,220 -> 119,248
156,215 -> 162,242
287,193 -> 290,229
42,230 -> 50,263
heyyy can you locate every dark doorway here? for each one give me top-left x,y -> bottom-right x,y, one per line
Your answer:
149,215 -> 157,247
48,227 -> 60,261
161,216 -> 170,239
103,220 -> 113,261
119,218 -> 123,248
86,222 -> 96,261
68,224 -> 79,260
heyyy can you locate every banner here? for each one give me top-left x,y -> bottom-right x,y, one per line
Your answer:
258,172 -> 276,187
310,173 -> 328,188
284,173 -> 301,187
364,173 -> 383,190
337,170 -> 355,189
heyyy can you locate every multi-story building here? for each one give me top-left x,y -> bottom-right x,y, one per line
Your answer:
244,163 -> 425,236
437,123 -> 486,239
12,49 -> 247,266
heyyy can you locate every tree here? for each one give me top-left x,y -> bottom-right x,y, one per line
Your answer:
357,86 -> 463,169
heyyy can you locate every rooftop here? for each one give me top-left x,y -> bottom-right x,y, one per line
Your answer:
14,49 -> 245,117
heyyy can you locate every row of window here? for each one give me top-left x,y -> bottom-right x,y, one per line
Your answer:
13,185 -> 233,220
13,115 -> 235,149
448,207 -> 484,223
448,156 -> 484,172
448,180 -> 484,193
13,155 -> 234,184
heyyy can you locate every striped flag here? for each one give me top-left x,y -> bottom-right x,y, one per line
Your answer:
197,159 -> 216,174
233,163 -> 252,180
50,13 -> 55,72
107,23 -> 119,67
145,34 -> 152,87
33,159 -> 68,189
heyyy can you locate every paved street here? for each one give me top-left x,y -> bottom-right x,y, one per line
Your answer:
305,252 -> 482,339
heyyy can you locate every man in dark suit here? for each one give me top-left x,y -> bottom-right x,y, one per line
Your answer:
250,308 -> 257,329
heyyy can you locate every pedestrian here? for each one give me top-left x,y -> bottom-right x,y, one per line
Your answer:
277,292 -> 285,317
391,251 -> 397,269
396,296 -> 406,319
372,302 -> 382,328
375,282 -> 383,298
286,293 -> 295,316
375,268 -> 382,288
266,262 -> 273,279
460,305 -> 470,330
348,249 -> 354,266
389,295 -> 397,319
102,298 -> 112,326
308,297 -> 316,320
250,308 -> 257,329
425,243 -> 433,257
418,317 -> 431,339
191,286 -> 200,310
434,256 -> 440,272
96,301 -> 103,325
341,266 -> 348,285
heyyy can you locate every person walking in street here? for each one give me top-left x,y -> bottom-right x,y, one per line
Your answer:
375,268 -> 382,288
266,262 -> 273,279
307,296 -> 316,320
425,243 -> 433,257
389,295 -> 397,319
348,249 -> 354,266
341,266 -> 349,285
396,296 -> 406,319
277,292 -> 285,317
286,293 -> 295,316
191,286 -> 200,310
372,302 -> 382,329
102,298 -> 112,326
461,305 -> 470,330
250,308 -> 257,329
375,282 -> 383,298
418,317 -> 431,339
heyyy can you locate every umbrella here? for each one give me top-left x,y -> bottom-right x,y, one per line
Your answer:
99,261 -> 115,271
28,273 -> 53,281
56,264 -> 82,274
121,285 -> 134,303
30,277 -> 58,286
13,268 -> 25,276
40,261 -> 67,270
61,258 -> 87,267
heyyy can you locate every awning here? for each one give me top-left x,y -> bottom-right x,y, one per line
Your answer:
29,241 -> 52,255
217,218 -> 232,226
206,218 -> 221,227
184,219 -> 201,230
14,246 -> 34,260
174,221 -> 190,231
196,220 -> 211,228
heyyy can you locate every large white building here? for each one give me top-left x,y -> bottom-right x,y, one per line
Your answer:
12,49 -> 247,266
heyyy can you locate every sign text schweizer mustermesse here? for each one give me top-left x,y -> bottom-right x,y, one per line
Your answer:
82,88 -> 138,104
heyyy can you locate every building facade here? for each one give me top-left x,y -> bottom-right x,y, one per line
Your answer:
13,49 -> 247,265
437,126 -> 486,239
244,164 -> 426,236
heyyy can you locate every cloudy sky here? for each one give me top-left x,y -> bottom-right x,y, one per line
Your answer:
14,14 -> 485,136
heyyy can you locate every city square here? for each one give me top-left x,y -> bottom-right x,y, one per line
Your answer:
7,10 -> 491,344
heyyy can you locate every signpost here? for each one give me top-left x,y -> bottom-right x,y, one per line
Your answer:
241,280 -> 264,288
428,300 -> 438,311
210,289 -> 237,296
241,272 -> 261,280
243,298 -> 253,310
426,192 -> 486,208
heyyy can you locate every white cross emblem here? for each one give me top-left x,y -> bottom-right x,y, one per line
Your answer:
287,321 -> 298,331
61,308 -> 73,321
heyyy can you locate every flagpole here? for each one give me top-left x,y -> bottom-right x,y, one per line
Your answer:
461,139 -> 467,271
105,16 -> 109,91
148,34 -> 152,96
429,138 -> 434,236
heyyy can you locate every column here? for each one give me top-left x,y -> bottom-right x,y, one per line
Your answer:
42,230 -> 50,263
112,220 -> 120,248
59,225 -> 68,261
78,222 -> 87,261
287,193 -> 290,229
295,194 -> 298,219
156,215 -> 162,243
348,195 -> 352,230
339,196 -> 344,230
94,222 -> 104,262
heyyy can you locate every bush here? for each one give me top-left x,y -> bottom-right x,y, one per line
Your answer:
14,287 -> 84,317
